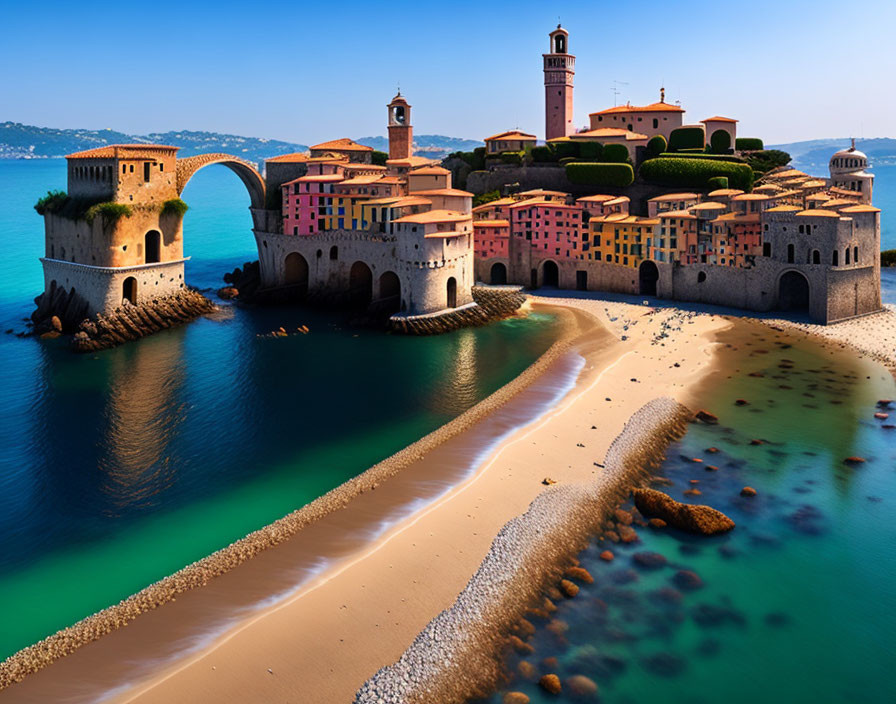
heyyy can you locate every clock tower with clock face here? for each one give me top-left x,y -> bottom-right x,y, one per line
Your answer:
387,92 -> 413,160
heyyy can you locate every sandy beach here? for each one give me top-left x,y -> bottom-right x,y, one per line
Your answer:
12,293 -> 894,703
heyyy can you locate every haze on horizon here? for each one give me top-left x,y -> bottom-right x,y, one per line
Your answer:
2,0 -> 894,146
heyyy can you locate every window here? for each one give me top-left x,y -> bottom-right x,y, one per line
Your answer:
143,162 -> 151,182
787,244 -> 795,263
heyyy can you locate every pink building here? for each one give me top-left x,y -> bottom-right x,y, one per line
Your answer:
509,198 -> 583,260
282,162 -> 346,236
473,220 -> 510,260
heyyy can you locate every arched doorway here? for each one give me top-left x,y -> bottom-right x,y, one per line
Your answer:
145,230 -> 161,264
490,262 -> 507,285
378,271 -> 401,314
639,260 -> 659,296
123,277 -> 137,304
349,261 -> 373,309
542,260 -> 559,287
284,252 -> 309,295
778,271 -> 810,311
446,277 -> 457,308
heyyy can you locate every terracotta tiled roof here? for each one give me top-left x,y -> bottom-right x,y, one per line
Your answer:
485,130 -> 537,141
589,101 -> 684,117
732,193 -> 770,201
473,219 -> 511,227
707,188 -> 745,197
362,195 -> 432,207
472,198 -> 515,212
386,156 -> 436,167
570,128 -> 648,141
658,210 -> 696,219
840,205 -> 881,213
409,166 -> 451,175
700,116 -> 738,123
517,189 -> 569,197
649,192 -> 698,202
66,144 -> 178,159
795,209 -> 840,218
691,202 -> 727,211
310,138 -> 373,152
394,209 -> 471,224
266,152 -> 310,163
409,188 -> 474,197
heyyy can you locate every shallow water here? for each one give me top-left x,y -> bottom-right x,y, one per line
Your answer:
0,161 -> 561,660
484,328 -> 896,703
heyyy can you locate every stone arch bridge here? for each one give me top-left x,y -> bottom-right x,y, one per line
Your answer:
176,153 -> 266,210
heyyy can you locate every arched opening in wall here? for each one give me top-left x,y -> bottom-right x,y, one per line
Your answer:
845,248 -> 851,265
330,245 -> 339,261
145,230 -> 161,264
284,252 -> 309,295
446,277 -> 458,309
378,271 -> 401,314
123,277 -> 137,305
349,261 -> 373,309
697,271 -> 707,283
639,260 -> 659,296
763,242 -> 771,257
832,250 -> 839,266
576,270 -> 588,291
812,250 -> 821,265
490,262 -> 507,285
854,246 -> 858,264
778,271 -> 810,312
787,244 -> 795,264
542,260 -> 559,287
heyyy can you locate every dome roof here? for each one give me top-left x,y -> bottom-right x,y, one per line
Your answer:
831,147 -> 867,161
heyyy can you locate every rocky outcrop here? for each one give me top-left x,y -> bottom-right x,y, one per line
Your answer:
632,488 -> 734,535
31,281 -> 90,334
389,286 -> 527,336
71,289 -> 216,352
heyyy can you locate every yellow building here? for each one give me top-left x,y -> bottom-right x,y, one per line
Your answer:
583,213 -> 657,268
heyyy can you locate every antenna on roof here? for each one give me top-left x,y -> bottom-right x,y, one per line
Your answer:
611,79 -> 629,107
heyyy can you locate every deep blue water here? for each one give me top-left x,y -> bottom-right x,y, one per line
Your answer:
0,161 -> 562,659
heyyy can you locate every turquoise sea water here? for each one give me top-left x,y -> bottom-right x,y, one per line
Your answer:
0,161 -> 562,660
484,332 -> 896,704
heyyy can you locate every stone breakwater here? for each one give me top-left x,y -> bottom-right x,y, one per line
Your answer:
389,287 -> 527,335
30,284 -> 217,352
355,397 -> 692,704
0,305 -> 581,692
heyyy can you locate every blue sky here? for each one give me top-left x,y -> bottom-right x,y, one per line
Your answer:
2,0 -> 894,145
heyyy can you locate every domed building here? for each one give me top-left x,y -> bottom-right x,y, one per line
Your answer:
829,139 -> 874,203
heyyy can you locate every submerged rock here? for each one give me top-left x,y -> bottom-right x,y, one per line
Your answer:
632,488 -> 735,535
566,566 -> 594,584
599,550 -> 615,561
740,486 -> 758,497
641,652 -> 687,677
694,410 -> 719,424
566,674 -> 599,699
672,570 -> 704,590
503,693 -> 530,704
539,673 -> 562,694
559,579 -> 579,598
633,552 -> 668,569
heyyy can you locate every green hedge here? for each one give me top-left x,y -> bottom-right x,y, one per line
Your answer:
473,190 -> 501,208
531,145 -> 556,163
565,162 -> 635,187
558,156 -> 578,165
745,149 -> 792,173
371,150 -> 389,166
736,137 -> 764,151
602,143 -> 630,163
646,135 -> 667,158
707,176 -> 729,190
499,151 -> 524,165
579,141 -> 603,161
161,198 -> 189,217
668,127 -> 705,152
882,249 -> 896,267
658,152 -> 745,163
639,157 -> 754,191
710,129 -> 731,154
551,140 -> 579,160
449,147 -> 486,171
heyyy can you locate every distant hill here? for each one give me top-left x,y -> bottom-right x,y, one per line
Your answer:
0,122 -> 482,165
769,137 -> 896,175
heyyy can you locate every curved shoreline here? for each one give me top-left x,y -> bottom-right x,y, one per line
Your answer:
356,397 -> 693,704
0,303 -> 588,690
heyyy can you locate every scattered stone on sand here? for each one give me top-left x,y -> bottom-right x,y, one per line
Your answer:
740,487 -> 758,497
633,552 -> 668,569
539,674 -> 562,694
694,410 -> 719,424
632,488 -> 735,535
517,660 -> 538,680
599,550 -> 615,562
503,692 -> 530,704
566,674 -> 599,699
509,635 -> 534,655
843,456 -> 866,465
559,579 -> 579,598
566,566 -> 594,584
542,477 -> 557,485
648,518 -> 667,528
614,509 -> 633,525
672,570 -> 704,590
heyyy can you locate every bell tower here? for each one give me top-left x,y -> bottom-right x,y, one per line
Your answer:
387,91 -> 413,160
543,25 -> 575,141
